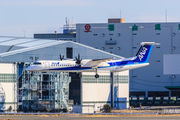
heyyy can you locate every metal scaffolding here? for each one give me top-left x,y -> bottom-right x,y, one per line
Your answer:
21,63 -> 71,111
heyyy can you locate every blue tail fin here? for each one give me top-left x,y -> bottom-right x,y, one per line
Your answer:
133,42 -> 155,63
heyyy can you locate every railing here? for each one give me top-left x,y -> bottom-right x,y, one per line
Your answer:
163,109 -> 180,114
0,112 -> 159,115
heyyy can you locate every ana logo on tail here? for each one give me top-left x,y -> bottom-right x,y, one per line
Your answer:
138,47 -> 148,61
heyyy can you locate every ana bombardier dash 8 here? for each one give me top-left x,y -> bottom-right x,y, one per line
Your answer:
26,42 -> 159,78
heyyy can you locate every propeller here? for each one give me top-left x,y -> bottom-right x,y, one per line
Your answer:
59,54 -> 64,61
75,54 -> 82,66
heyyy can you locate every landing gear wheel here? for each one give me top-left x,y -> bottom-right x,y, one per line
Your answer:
95,74 -> 99,78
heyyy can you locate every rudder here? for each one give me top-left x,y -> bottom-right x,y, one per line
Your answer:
133,42 -> 156,63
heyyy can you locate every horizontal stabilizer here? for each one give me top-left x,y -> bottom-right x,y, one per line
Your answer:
140,42 -> 160,46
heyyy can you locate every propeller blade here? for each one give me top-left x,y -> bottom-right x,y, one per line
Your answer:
78,54 -> 80,60
75,54 -> 82,66
59,54 -> 64,61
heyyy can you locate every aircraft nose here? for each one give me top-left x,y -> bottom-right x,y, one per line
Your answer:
26,66 -> 33,71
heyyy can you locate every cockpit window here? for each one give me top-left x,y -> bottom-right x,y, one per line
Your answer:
33,62 -> 41,65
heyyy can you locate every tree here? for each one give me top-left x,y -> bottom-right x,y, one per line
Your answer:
103,104 -> 111,113
7,106 -> 12,112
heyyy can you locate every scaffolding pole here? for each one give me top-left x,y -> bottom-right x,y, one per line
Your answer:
14,62 -> 18,112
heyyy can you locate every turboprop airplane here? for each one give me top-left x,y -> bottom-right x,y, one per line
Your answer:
26,42 -> 158,78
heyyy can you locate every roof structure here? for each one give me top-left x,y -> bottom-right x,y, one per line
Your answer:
0,36 -> 124,62
0,36 -> 58,53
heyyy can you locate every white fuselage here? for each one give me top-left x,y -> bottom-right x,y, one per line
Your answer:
26,59 -> 149,73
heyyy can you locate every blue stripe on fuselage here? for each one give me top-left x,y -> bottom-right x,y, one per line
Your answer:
107,60 -> 136,66
49,66 -> 91,71
48,60 -> 142,71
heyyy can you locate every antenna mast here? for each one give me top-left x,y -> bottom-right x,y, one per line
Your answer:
165,9 -> 167,22
120,10 -> 121,18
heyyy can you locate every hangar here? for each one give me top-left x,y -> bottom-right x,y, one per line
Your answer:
0,36 -> 129,112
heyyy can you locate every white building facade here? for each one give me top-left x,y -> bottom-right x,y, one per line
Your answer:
0,63 -> 17,112
73,71 -> 129,113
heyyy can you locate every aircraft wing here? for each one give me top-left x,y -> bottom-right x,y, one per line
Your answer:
82,58 -> 112,67
91,58 -> 112,62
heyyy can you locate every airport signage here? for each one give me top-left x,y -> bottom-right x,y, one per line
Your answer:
84,24 -> 91,33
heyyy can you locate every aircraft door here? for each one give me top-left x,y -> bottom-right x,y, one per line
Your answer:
45,62 -> 49,70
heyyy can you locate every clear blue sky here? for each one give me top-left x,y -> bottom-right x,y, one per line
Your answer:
0,0 -> 180,37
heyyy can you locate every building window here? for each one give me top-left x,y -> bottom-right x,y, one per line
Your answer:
156,33 -> 160,35
156,60 -> 160,62
66,47 -> 73,58
133,47 -> 137,49
93,34 -> 98,36
133,33 -> 137,35
109,47 -> 113,49
0,74 -> 15,83
156,75 -> 160,77
172,46 -> 176,50
156,47 -> 160,48
82,75 -> 128,83
109,34 -> 113,35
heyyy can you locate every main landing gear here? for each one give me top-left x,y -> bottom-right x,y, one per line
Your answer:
94,68 -> 99,78
95,74 -> 99,78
